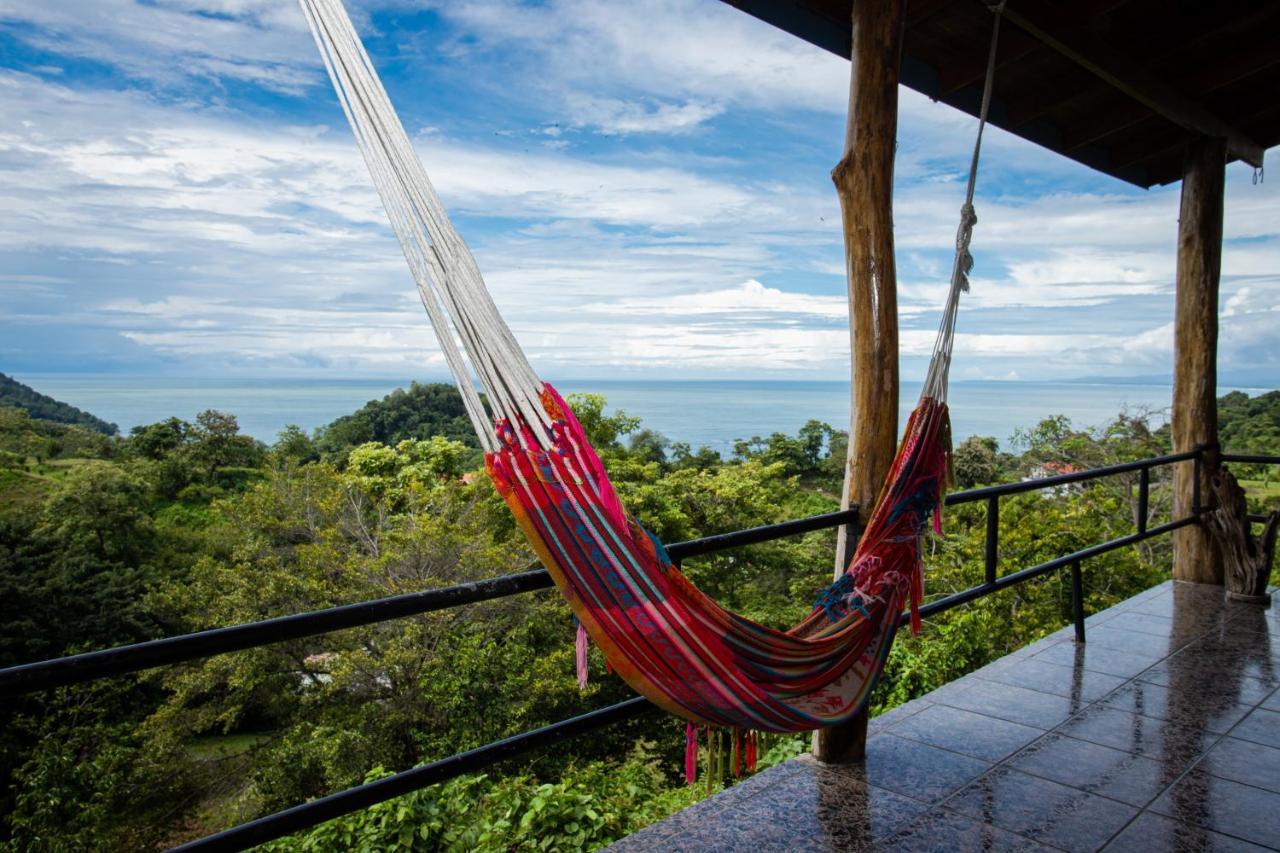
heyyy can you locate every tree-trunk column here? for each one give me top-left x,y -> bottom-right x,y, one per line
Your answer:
1172,136 -> 1226,585
815,0 -> 905,764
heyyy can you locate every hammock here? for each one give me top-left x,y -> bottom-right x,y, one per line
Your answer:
298,0 -> 1000,737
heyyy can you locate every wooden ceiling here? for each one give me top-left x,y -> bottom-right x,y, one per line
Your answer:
720,0 -> 1279,187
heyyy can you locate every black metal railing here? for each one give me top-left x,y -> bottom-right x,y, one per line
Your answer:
0,508 -> 860,695
2,447 -> 1276,852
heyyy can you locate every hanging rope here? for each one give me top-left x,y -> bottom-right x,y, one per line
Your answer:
297,0 -> 1006,736
921,1 -> 1006,403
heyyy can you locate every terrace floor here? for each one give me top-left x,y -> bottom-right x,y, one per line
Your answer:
608,581 -> 1280,852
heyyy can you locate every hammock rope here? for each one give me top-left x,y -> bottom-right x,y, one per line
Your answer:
299,0 -> 1004,735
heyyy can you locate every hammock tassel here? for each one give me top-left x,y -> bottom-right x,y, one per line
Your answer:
575,620 -> 589,689
746,730 -> 758,772
733,728 -> 743,778
684,721 -> 698,784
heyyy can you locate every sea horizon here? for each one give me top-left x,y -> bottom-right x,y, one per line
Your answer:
13,372 -> 1273,453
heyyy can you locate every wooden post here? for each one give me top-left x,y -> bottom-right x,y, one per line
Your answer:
1171,136 -> 1226,585
815,0 -> 905,764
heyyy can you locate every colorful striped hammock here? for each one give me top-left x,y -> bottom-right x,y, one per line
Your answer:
300,0 -> 993,741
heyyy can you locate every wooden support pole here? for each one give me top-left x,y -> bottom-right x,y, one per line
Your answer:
815,0 -> 904,765
1172,136 -> 1226,585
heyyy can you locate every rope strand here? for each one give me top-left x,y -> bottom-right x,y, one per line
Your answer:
921,1 -> 1005,403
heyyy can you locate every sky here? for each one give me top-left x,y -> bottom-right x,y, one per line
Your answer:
0,0 -> 1276,385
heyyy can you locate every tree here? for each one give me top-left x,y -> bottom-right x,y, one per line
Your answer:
273,424 -> 319,464
953,435 -> 1001,488
188,410 -> 262,481
564,393 -> 639,451
627,429 -> 669,465
314,383 -> 481,459
732,420 -> 836,478
40,462 -> 154,564
128,417 -> 190,461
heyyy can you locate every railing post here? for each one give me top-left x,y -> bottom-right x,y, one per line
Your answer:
984,496 -> 999,586
1070,560 -> 1086,643
1137,467 -> 1150,534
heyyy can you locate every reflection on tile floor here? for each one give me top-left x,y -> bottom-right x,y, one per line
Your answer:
605,582 -> 1280,852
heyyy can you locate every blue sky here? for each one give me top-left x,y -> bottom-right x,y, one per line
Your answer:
1,0 -> 1276,385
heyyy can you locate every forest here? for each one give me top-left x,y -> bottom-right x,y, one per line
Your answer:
0,374 -> 117,436
0,381 -> 1277,851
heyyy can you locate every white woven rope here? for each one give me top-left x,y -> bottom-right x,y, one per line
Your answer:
299,0 -> 554,452
921,1 -> 1005,404
301,0 -> 1002,452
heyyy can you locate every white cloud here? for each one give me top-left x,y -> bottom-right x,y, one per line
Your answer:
582,279 -> 852,320
0,0 -> 1277,384
0,0 -> 316,93
565,95 -> 724,134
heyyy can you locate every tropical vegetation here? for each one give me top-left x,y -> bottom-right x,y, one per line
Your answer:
0,383 -> 1276,851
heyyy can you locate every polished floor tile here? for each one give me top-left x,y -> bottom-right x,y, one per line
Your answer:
654,807 -> 798,853
1102,811 -> 1272,852
1151,771 -> 1280,849
609,581 -> 1280,852
706,756 -> 807,808
1230,707 -> 1280,750
1161,643 -> 1280,688
932,677 -> 1080,730
1083,624 -> 1191,659
1137,658 -> 1276,705
1099,681 -> 1253,734
1054,705 -> 1211,766
976,656 -> 1127,702
868,697 -> 933,733
889,704 -> 1045,762
1197,736 -> 1280,793
1114,611 -> 1184,636
741,758 -> 930,852
1032,641 -> 1162,679
945,766 -> 1137,853
861,733 -> 991,805
882,808 -> 1057,852
1007,732 -> 1175,807
1195,615 -> 1280,643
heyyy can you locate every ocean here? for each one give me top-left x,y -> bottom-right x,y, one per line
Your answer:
15,374 -> 1268,454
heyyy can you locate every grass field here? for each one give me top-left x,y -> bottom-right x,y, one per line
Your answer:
1240,478 -> 1280,504
187,733 -> 271,760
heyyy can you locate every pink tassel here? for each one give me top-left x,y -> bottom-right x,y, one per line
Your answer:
684,721 -> 698,784
575,621 -> 589,689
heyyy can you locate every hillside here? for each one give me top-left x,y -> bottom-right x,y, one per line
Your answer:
0,373 -> 118,435
315,381 -> 479,455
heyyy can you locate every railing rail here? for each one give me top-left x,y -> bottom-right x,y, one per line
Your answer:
0,508 -> 861,696
5,447 -> 1277,852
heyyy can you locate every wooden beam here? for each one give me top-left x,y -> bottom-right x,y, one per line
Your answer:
905,0 -> 952,28
1001,1 -> 1265,167
813,0 -> 904,765
1060,44 -> 1280,153
1172,136 -> 1226,586
936,28 -> 1039,97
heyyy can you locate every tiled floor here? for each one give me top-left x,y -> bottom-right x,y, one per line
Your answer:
607,581 -> 1280,852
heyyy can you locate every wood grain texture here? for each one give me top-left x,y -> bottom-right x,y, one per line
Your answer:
1205,468 -> 1278,598
815,0 -> 904,764
1172,136 -> 1225,585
